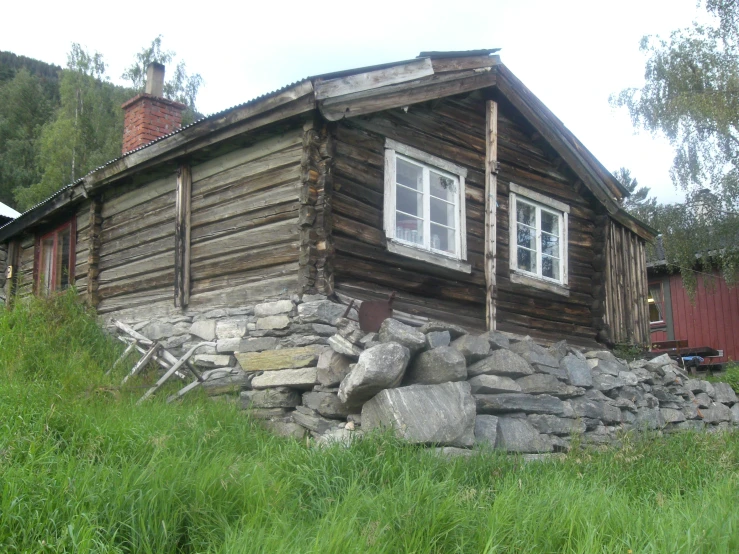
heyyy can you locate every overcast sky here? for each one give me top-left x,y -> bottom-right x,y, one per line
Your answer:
4,0 -> 707,203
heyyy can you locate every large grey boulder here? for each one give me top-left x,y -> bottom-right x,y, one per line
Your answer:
568,397 -> 622,424
660,408 -> 686,424
475,393 -> 565,415
468,374 -> 521,394
403,346 -> 466,385
560,354 -> 593,387
712,382 -> 738,404
635,407 -> 665,430
730,404 -> 739,424
293,406 -> 338,434
302,391 -> 356,419
425,331 -> 451,349
467,349 -> 534,378
251,367 -> 317,389
450,334 -> 491,363
592,373 -> 625,392
362,381 -> 476,447
496,417 -> 553,453
200,368 -> 253,395
338,343 -> 410,404
701,402 -> 733,423
516,374 -> 584,398
378,319 -> 426,354
474,414 -> 499,446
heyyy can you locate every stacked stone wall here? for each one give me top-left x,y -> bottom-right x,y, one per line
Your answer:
113,297 -> 739,451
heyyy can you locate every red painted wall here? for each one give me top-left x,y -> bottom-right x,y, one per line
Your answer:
656,272 -> 739,364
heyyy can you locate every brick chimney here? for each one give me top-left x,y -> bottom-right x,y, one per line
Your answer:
121,63 -> 186,154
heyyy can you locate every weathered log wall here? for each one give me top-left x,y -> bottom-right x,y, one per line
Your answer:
187,127 -> 304,309
0,241 -> 6,305
602,219 -> 649,345
495,97 -> 599,346
96,174 -> 177,315
331,94 -> 488,330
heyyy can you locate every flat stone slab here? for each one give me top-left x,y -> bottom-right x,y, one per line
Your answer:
467,349 -> 534,379
302,391 -> 356,419
241,387 -> 300,409
236,346 -> 323,371
496,417 -> 553,453
516,374 -> 584,398
712,382 -> 738,404
468,374 -> 521,394
419,321 -> 467,338
362,381 -> 476,447
474,414 -> 499,446
251,367 -> 317,389
316,350 -> 352,387
298,300 -> 347,325
527,414 -> 586,436
474,393 -> 565,415
200,368 -> 252,396
255,299 -> 293,317
403,346 -> 466,385
451,334 -> 491,363
256,315 -> 290,330
560,354 -> 593,387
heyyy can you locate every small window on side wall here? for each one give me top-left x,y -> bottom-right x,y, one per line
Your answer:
648,282 -> 664,324
383,138 -> 470,273
508,183 -> 569,294
36,220 -> 75,296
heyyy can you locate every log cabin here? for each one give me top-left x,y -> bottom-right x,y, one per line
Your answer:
0,51 -> 656,348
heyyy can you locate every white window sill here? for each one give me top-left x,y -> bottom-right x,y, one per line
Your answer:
388,240 -> 472,274
510,270 -> 569,297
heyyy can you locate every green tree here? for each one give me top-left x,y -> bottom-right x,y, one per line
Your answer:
121,35 -> 203,125
0,69 -> 53,208
612,167 -> 657,220
613,0 -> 739,291
14,45 -> 131,211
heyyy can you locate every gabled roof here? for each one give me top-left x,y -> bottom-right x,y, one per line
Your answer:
0,50 -> 656,242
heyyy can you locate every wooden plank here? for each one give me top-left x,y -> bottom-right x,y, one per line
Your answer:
175,164 -> 192,308
121,342 -> 160,385
431,55 -> 500,73
320,69 -> 496,121
485,100 -> 498,330
314,58 -> 434,101
137,342 -> 215,404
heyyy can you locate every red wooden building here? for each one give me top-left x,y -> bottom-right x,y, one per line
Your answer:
648,266 -> 739,365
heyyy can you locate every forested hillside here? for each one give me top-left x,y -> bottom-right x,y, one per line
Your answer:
0,38 -> 202,213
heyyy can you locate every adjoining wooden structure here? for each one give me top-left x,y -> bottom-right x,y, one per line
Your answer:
648,264 -> 739,365
0,50 -> 656,347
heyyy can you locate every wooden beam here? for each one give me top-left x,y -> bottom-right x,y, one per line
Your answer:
87,197 -> 102,307
485,100 -> 498,331
174,164 -> 192,308
315,58 -> 434,100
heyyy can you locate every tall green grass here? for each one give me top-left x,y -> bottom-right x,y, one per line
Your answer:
1,294 -> 738,553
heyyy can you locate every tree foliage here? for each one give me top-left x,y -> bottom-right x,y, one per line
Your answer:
613,0 -> 739,292
121,35 -> 203,125
613,167 -> 657,220
13,45 -> 131,211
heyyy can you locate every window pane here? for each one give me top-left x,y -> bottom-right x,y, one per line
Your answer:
517,224 -> 534,250
542,255 -> 560,280
396,185 -> 422,217
397,158 -> 423,191
40,237 -> 54,295
430,223 -> 455,255
648,285 -> 663,322
541,232 -> 559,257
396,213 -> 423,245
430,171 -> 456,202
517,247 -> 536,273
430,197 -> 455,228
516,200 -> 535,227
59,227 -> 71,290
541,211 -> 559,236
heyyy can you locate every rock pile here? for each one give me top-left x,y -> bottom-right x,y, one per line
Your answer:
114,296 -> 739,451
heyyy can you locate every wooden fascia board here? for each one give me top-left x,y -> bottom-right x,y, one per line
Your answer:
495,65 -> 621,215
314,58 -> 434,100
318,67 -> 497,121
0,81 -> 316,243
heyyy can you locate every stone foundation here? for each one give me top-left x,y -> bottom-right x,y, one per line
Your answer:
109,296 -> 739,451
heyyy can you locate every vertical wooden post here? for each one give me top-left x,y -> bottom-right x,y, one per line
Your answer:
175,164 -> 192,308
4,240 -> 19,305
485,100 -> 498,331
87,198 -> 102,307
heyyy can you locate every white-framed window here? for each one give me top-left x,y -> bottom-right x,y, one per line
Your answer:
509,183 -> 569,293
383,138 -> 470,273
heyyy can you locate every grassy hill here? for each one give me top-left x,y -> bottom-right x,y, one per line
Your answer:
1,293 -> 738,553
